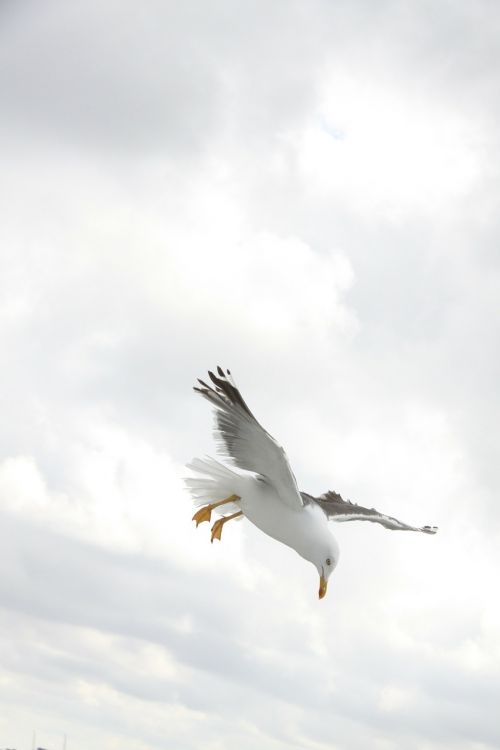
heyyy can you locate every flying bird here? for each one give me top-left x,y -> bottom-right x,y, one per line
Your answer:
185,367 -> 437,599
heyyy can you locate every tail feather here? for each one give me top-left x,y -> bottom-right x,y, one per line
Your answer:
184,457 -> 243,517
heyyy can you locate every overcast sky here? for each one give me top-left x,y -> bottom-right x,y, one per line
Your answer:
1,1 -> 499,749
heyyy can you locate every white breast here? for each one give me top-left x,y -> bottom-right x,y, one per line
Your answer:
239,476 -> 331,562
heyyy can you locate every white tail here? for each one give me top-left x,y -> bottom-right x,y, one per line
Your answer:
184,457 -> 243,516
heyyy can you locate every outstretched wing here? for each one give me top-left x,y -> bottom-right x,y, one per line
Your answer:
194,367 -> 303,510
302,490 -> 438,534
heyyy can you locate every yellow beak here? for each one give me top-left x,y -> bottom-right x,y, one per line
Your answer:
318,574 -> 328,599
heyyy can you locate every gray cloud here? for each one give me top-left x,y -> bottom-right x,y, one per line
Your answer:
2,507 -> 498,750
0,0 -> 327,155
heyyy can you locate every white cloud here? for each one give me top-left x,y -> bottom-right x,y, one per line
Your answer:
295,71 -> 484,219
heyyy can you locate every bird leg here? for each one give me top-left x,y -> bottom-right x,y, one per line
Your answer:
211,511 -> 243,543
192,494 -> 240,527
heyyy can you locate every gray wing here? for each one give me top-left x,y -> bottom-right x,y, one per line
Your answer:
194,367 -> 303,510
302,490 -> 438,534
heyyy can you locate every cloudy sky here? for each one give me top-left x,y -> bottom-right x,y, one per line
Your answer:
1,1 -> 499,748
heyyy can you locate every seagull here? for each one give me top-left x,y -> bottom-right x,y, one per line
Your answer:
186,367 -> 437,599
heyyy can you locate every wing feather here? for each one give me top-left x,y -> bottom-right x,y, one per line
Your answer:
303,490 -> 438,534
194,368 -> 303,510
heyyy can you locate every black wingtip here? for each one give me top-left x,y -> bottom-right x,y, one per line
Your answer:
208,370 -> 220,387
217,365 -> 224,377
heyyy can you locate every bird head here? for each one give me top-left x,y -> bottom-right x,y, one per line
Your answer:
314,539 -> 340,600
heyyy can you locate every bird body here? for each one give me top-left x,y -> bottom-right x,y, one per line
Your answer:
238,475 -> 337,568
186,367 -> 437,599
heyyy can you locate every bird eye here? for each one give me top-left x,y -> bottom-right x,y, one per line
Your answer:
326,558 -> 331,566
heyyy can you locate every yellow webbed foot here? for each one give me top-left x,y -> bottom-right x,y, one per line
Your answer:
210,511 -> 243,543
192,505 -> 212,526
211,518 -> 225,543
192,494 -> 241,528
